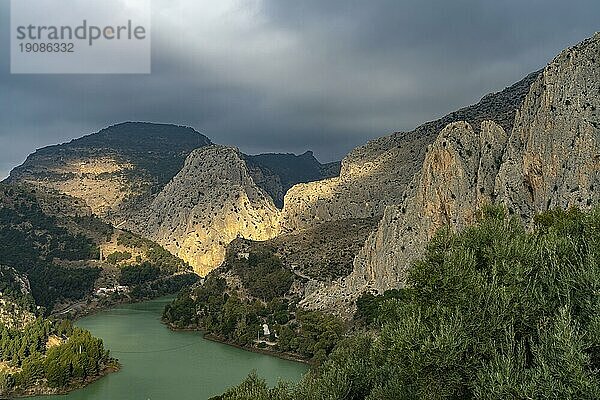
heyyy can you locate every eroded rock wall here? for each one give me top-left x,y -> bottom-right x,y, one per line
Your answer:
281,71 -> 539,232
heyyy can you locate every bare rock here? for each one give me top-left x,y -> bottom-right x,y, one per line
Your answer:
301,121 -> 508,315
304,33 -> 600,317
282,71 -> 538,232
129,145 -> 281,276
496,33 -> 600,217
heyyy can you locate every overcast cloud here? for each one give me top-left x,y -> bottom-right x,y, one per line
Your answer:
0,0 -> 599,177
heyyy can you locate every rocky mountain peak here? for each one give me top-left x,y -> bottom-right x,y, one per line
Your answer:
128,145 -> 281,276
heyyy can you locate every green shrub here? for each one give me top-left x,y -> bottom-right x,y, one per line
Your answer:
106,251 -> 132,265
119,262 -> 160,286
220,205 -> 600,399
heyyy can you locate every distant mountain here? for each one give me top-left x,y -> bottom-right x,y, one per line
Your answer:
7,122 -> 341,276
244,151 -> 340,207
7,122 -> 212,221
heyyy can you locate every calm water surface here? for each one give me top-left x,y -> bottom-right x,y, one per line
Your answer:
38,297 -> 308,400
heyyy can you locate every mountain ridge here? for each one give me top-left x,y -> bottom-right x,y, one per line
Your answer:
281,69 -> 540,232
301,32 -> 600,316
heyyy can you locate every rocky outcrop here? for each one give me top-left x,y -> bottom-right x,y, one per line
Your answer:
0,266 -> 36,330
351,120 -> 507,288
281,71 -> 539,232
302,120 -> 508,315
303,33 -> 600,316
496,33 -> 600,217
244,151 -> 340,208
130,145 -> 281,276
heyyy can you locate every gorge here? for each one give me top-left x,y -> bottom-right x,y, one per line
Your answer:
1,31 -> 599,399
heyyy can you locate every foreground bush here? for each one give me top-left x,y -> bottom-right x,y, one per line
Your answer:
217,206 -> 600,399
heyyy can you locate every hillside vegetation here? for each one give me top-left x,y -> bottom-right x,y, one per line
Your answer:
216,206 -> 600,399
0,319 -> 114,396
0,185 -> 101,310
164,251 -> 344,363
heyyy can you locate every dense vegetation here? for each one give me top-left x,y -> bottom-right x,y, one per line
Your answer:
119,263 -> 161,286
0,186 -> 101,310
111,232 -> 195,300
117,231 -> 190,274
0,266 -> 37,313
128,273 -> 199,300
228,252 -> 295,301
106,251 -> 132,265
164,257 -> 343,362
29,266 -> 101,311
216,206 -> 600,399
0,319 -> 113,395
0,195 -> 98,265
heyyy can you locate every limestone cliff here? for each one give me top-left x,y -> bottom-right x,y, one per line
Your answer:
129,145 -> 281,276
303,33 -> 600,316
496,33 -> 600,217
244,151 -> 340,208
281,71 -> 538,232
302,120 -> 508,315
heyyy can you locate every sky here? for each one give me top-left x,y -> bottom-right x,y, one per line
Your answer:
0,0 -> 599,178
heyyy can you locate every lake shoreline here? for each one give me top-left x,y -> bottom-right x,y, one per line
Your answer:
165,323 -> 313,366
51,292 -> 180,322
28,296 -> 307,399
13,296 -> 173,399
5,363 -> 120,399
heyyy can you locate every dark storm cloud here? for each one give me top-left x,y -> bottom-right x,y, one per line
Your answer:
1,0 -> 599,178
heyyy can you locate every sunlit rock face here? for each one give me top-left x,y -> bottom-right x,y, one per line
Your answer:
129,145 -> 281,276
301,120 -> 508,316
496,33 -> 600,217
10,156 -> 139,217
302,33 -> 600,317
244,151 -> 340,209
281,70 -> 538,233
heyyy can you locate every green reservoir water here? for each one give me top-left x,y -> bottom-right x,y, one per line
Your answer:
39,297 -> 308,400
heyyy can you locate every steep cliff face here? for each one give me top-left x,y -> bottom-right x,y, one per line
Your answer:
8,122 -> 212,221
496,33 -> 600,217
350,120 -> 507,288
281,71 -> 538,232
130,145 -> 281,276
303,33 -> 600,316
302,120 -> 508,315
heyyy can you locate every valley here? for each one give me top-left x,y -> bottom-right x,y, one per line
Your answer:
1,31 -> 599,400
